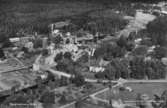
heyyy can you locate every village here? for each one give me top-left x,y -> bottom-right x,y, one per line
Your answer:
0,0 -> 167,108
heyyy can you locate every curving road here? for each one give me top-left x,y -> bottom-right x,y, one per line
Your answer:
40,65 -> 167,83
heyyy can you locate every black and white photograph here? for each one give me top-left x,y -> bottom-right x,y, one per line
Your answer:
0,0 -> 167,108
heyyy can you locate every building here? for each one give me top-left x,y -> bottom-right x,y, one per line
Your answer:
9,36 -> 35,47
42,37 -> 48,49
24,41 -> 34,52
49,20 -> 71,34
89,66 -> 105,73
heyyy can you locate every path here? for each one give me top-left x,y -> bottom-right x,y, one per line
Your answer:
90,82 -> 124,104
11,57 -> 25,67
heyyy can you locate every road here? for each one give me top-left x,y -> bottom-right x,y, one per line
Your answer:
40,65 -> 167,83
89,81 -> 123,104
10,55 -> 25,67
90,88 -> 109,103
59,86 -> 110,108
40,65 -> 117,83
0,66 -> 30,74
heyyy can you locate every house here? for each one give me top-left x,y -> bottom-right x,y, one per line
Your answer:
9,37 -> 20,47
147,45 -> 156,53
89,66 -> 105,73
134,38 -> 142,44
9,37 -> 20,43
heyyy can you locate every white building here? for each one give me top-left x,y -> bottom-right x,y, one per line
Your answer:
147,45 -> 156,53
9,37 -> 20,43
89,66 -> 105,73
33,63 -> 40,71
134,38 -> 142,44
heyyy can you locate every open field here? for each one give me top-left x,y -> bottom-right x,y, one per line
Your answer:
95,82 -> 167,102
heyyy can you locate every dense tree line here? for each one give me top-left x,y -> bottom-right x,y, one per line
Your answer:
147,16 -> 167,47
95,58 -> 130,80
55,52 -> 76,74
94,42 -> 126,60
153,46 -> 167,59
95,55 -> 166,80
86,17 -> 128,34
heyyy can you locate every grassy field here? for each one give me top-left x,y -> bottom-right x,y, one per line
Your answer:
96,82 -> 167,101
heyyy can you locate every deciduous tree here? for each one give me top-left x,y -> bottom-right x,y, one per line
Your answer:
147,16 -> 167,46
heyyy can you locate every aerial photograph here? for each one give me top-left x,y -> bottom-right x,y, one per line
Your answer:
0,0 -> 167,108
